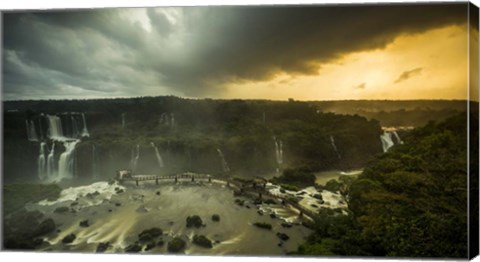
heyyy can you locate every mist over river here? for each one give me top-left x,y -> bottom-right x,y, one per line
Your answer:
23,179 -> 313,255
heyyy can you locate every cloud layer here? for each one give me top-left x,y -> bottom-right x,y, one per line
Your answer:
394,67 -> 423,84
2,4 -> 468,100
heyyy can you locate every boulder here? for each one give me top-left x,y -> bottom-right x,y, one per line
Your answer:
186,215 -> 203,228
62,234 -> 76,244
157,239 -> 165,247
167,237 -> 186,253
211,214 -> 220,222
253,222 -> 272,230
86,191 -> 100,199
53,206 -> 69,214
96,242 -> 111,253
313,194 -> 323,200
124,243 -> 142,253
138,228 -> 163,242
144,242 -> 156,251
276,232 -> 290,241
192,235 -> 213,248
264,199 -> 276,205
79,220 -> 90,228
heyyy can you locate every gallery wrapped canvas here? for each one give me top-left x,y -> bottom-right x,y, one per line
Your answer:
1,1 -> 479,260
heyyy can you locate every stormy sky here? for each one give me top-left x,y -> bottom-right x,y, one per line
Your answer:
2,3 -> 474,100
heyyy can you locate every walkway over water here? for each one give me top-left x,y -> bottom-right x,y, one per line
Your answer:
116,171 -> 319,224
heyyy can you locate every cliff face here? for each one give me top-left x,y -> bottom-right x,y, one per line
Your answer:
4,97 -> 385,183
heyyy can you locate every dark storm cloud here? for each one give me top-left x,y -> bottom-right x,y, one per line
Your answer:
394,67 -> 423,84
2,3 -> 467,99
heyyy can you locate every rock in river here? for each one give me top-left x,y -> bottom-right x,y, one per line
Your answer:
62,234 -> 76,244
211,214 -> 220,222
138,228 -> 163,242
96,242 -> 111,253
167,237 -> 186,253
186,215 -> 203,228
79,220 -> 90,228
192,235 -> 213,248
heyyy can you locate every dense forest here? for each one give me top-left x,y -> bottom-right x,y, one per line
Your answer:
311,100 -> 467,127
296,112 -> 478,258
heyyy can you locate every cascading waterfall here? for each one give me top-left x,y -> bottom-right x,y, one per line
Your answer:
38,142 -> 47,180
273,136 -> 284,173
47,142 -> 56,178
217,148 -> 230,173
330,135 -> 341,159
81,113 -> 90,137
26,120 -> 38,141
30,113 -> 92,181
159,113 -> 169,126
47,115 -> 64,140
131,145 -> 140,173
92,144 -> 97,179
150,142 -> 165,168
58,140 -> 79,179
392,131 -> 404,144
38,117 -> 44,140
71,116 -> 79,138
170,113 -> 175,128
380,131 -> 395,152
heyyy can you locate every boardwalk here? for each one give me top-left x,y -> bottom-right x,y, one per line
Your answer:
116,171 -> 317,224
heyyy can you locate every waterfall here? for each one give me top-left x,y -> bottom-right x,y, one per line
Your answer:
58,140 -> 79,179
392,131 -> 404,144
81,113 -> 90,137
71,116 -> 79,138
47,142 -> 56,178
217,148 -> 230,173
38,117 -> 44,140
330,135 -> 341,159
151,142 -> 165,168
121,113 -> 126,129
170,113 -> 175,128
47,115 -> 64,140
273,136 -> 284,166
159,113 -> 169,126
26,120 -> 38,141
131,145 -> 140,173
380,131 -> 395,152
38,142 -> 47,180
273,136 -> 284,173
92,144 -> 97,178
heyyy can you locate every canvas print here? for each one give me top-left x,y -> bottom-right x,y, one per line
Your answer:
1,2 -> 479,259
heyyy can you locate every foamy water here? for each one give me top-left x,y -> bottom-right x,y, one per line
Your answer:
30,180 -> 313,255
38,181 -> 125,207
